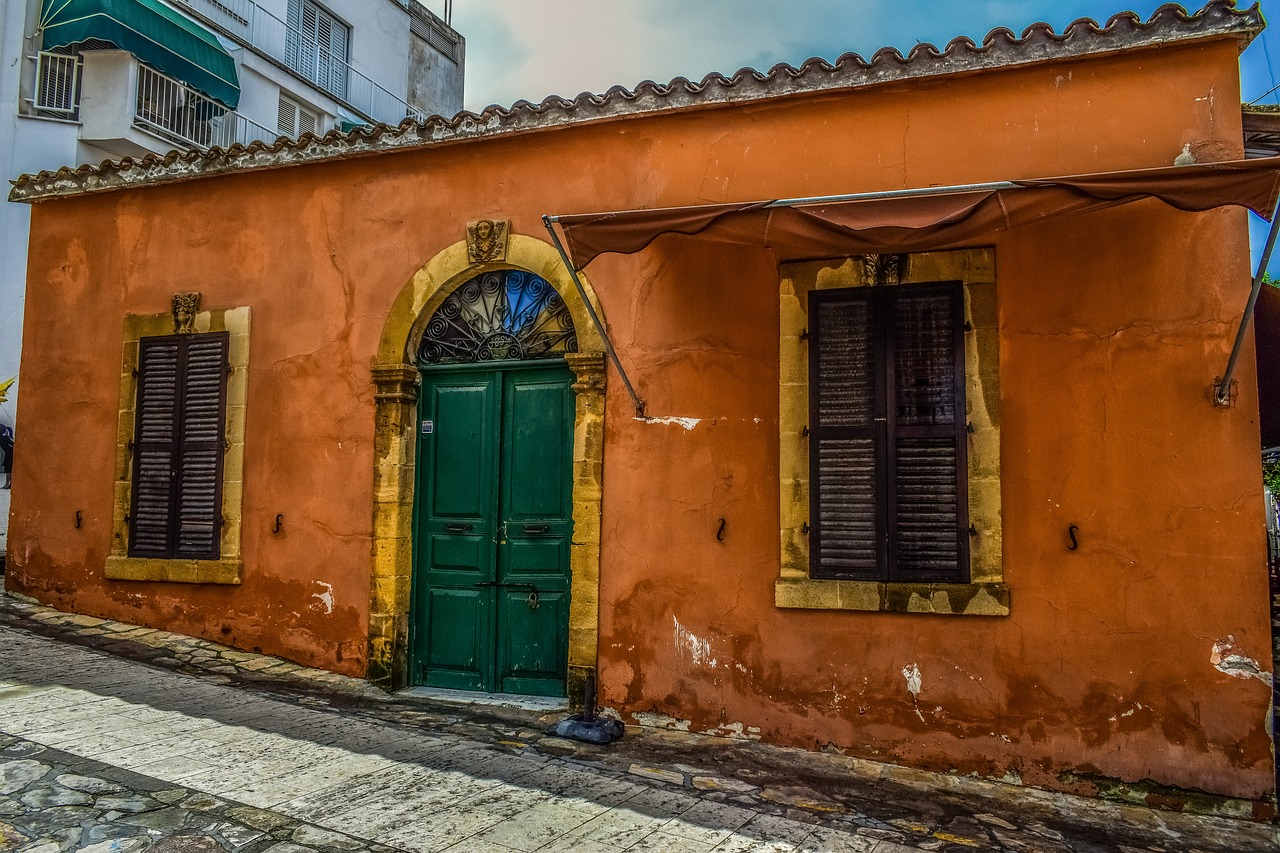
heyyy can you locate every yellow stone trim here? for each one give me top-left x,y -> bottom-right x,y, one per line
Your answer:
368,232 -> 607,694
777,250 -> 1005,613
105,556 -> 242,585
109,307 -> 250,585
775,578 -> 1009,616
377,235 -> 607,365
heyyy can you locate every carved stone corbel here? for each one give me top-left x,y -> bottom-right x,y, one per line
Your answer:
860,254 -> 907,286
466,219 -> 510,264
172,292 -> 201,334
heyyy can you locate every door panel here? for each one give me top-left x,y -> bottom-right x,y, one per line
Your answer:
412,372 -> 500,689
430,383 -> 496,521
503,375 -> 574,521
423,587 -> 490,690
412,363 -> 574,696
496,368 -> 574,695
497,588 -> 569,695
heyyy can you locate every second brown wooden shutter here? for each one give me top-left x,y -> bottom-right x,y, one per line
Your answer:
887,286 -> 968,582
128,332 -> 229,560
175,334 -> 229,559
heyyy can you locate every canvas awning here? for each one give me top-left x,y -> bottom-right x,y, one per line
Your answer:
551,157 -> 1280,268
544,156 -> 1280,416
40,0 -> 240,109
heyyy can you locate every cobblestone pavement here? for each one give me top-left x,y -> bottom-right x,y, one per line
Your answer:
0,587 -> 1277,852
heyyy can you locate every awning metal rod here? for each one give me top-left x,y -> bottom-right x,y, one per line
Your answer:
767,181 -> 1022,208
1215,201 -> 1280,406
542,215 -> 646,417
543,181 -> 1026,225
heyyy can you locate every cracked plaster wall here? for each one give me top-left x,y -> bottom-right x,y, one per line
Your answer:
5,37 -> 1274,803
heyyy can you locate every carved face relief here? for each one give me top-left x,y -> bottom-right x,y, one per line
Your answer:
172,292 -> 202,334
466,219 -> 510,264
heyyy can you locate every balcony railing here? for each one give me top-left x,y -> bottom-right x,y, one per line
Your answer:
135,63 -> 278,150
175,0 -> 427,125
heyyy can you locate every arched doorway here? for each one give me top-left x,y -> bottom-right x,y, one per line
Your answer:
369,231 -> 606,699
413,269 -> 577,695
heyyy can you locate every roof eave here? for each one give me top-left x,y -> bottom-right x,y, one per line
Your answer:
9,0 -> 1266,204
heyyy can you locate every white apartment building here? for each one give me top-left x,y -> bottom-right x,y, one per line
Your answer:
0,0 -> 465,558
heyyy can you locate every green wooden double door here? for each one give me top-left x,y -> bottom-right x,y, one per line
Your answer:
411,362 -> 575,696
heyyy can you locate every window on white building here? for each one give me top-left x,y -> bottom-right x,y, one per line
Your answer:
278,94 -> 319,138
33,51 -> 80,116
285,0 -> 349,100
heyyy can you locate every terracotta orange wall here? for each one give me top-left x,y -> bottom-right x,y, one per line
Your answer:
10,38 -> 1271,797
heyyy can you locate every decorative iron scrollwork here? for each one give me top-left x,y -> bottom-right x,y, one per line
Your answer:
418,270 -> 578,365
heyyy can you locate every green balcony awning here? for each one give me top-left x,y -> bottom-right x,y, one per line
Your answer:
40,0 -> 240,109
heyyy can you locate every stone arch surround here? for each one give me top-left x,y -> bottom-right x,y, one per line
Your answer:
368,234 -> 608,695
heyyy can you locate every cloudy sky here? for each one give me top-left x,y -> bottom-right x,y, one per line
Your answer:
424,0 -> 1280,268
431,0 -> 1279,111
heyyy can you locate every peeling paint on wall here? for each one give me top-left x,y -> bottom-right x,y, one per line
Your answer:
1107,702 -> 1149,722
627,709 -> 692,732
1210,636 -> 1274,686
635,416 -> 701,430
673,616 -> 717,667
705,721 -> 763,740
310,581 -> 335,615
902,662 -> 922,696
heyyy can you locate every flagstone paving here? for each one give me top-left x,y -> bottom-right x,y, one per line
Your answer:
0,585 -> 1277,852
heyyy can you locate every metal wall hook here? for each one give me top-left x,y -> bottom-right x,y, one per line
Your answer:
716,518 -> 726,541
1067,524 -> 1080,551
273,514 -> 284,534
74,511 -> 82,530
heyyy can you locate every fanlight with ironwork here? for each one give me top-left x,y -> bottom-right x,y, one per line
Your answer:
418,270 -> 578,364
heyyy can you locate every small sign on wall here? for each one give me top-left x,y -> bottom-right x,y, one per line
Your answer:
421,420 -> 434,435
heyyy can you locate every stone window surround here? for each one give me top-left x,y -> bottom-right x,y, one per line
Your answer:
105,307 -> 250,585
368,234 -> 607,695
776,249 -> 1008,617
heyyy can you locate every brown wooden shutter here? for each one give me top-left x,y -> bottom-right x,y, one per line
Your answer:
175,334 -> 229,559
129,333 -> 229,560
886,285 -> 968,582
808,282 -> 968,583
129,338 -> 181,557
809,291 -> 883,579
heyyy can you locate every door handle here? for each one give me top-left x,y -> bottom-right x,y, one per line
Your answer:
444,523 -> 474,533
520,524 -> 550,535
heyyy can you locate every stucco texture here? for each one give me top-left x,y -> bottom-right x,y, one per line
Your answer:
9,38 -> 1273,802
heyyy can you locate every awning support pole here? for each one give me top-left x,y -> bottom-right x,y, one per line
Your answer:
542,215 -> 646,418
1215,202 -> 1280,406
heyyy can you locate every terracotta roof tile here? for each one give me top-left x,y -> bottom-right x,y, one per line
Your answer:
8,0 -> 1263,203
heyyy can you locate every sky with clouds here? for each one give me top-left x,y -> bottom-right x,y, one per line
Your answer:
431,0 -> 1280,111
423,0 -> 1280,268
